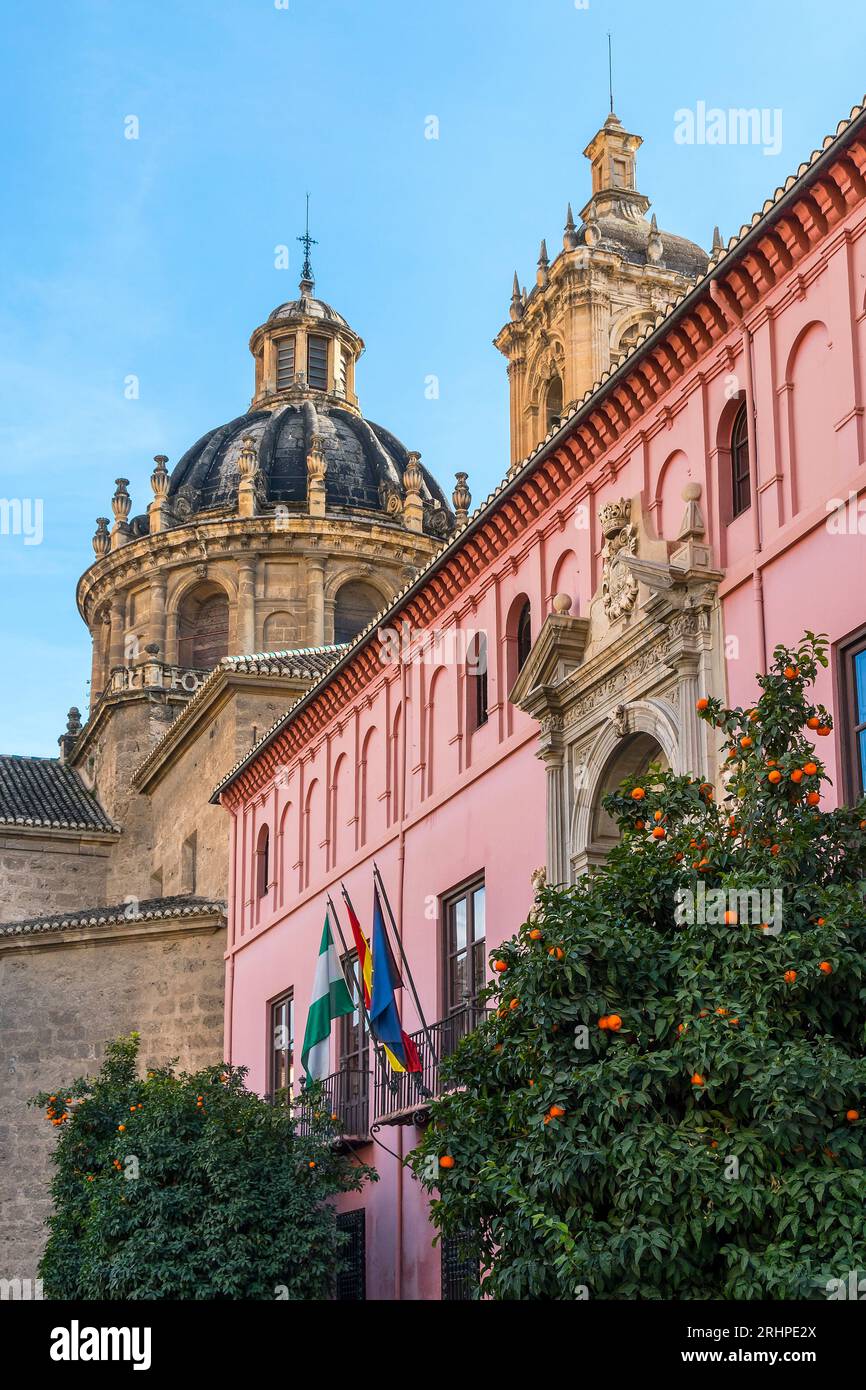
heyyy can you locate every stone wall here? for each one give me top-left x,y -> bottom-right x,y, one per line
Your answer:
0,829 -> 113,925
0,911 -> 225,1283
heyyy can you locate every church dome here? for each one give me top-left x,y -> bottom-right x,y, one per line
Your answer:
266,296 -> 349,328
166,397 -> 453,538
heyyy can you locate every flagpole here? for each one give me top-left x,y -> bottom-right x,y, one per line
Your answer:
328,892 -> 397,1096
372,861 -> 439,1066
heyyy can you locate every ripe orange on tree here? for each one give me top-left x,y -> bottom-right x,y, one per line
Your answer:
439,1154 -> 455,1170
768,770 -> 782,785
493,959 -> 508,973
819,961 -> 833,974
630,787 -> 646,801
847,1110 -> 860,1122
784,970 -> 797,984
606,1014 -> 623,1032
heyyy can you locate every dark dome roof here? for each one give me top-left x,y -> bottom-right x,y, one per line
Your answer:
579,214 -> 707,278
166,399 -> 452,536
266,295 -> 350,328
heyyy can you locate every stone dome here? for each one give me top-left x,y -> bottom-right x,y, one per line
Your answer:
266,296 -> 350,328
166,398 -> 453,538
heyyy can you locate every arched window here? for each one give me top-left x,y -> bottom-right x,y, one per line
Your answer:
333,581 -> 382,645
545,376 -> 563,432
177,584 -> 230,668
731,401 -> 751,518
467,632 -> 488,731
255,825 -> 270,899
516,601 -> 532,673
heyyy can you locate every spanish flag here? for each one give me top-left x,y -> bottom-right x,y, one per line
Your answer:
369,885 -> 422,1074
344,889 -> 373,1011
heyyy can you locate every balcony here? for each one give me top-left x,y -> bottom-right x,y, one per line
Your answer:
293,1067 -> 370,1145
373,1004 -> 486,1127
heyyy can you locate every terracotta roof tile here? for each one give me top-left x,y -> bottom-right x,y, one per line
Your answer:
0,755 -> 118,833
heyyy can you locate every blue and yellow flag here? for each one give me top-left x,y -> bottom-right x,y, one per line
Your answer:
369,885 -> 422,1074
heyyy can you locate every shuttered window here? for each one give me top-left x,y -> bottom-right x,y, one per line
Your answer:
308,335 -> 329,391
276,336 -> 296,390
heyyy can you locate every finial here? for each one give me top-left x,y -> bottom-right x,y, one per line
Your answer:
150,454 -> 169,499
66,707 -> 82,735
57,707 -> 82,762
92,517 -> 110,557
607,32 -> 614,115
510,271 -> 523,321
552,593 -> 573,615
647,214 -> 663,264
564,203 -> 578,251
712,225 -> 723,255
537,239 -> 549,288
111,479 -> 131,525
452,471 -> 471,526
297,192 -> 318,295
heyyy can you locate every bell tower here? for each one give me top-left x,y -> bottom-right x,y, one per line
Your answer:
495,111 -> 710,468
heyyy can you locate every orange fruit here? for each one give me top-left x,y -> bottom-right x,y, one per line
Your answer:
118,1124 -> 125,1132
548,946 -> 564,960
806,792 -> 820,806
724,910 -> 738,925
549,1105 -> 566,1118
439,1155 -> 455,1169
606,1014 -> 623,1032
819,961 -> 833,974
677,1023 -> 686,1034
784,969 -> 797,984
806,716 -> 820,730
631,787 -> 646,801
598,1016 -> 610,1030
790,768 -> 804,783
691,1073 -> 705,1087
784,665 -> 798,679
771,844 -> 780,855
493,959 -> 508,973
308,1161 -> 316,1169
740,736 -> 753,748
654,810 -> 664,822
804,762 -> 818,776
846,1109 -> 860,1122
768,770 -> 782,784
509,998 -> 519,1011
817,726 -> 831,737
529,928 -> 543,940
652,826 -> 666,839
696,698 -> 709,711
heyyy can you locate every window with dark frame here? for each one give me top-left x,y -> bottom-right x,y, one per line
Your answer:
276,335 -> 296,389
270,991 -> 294,1101
731,400 -> 751,518
441,1232 -> 480,1301
443,879 -> 486,1019
307,334 -> 329,391
469,632 -> 488,729
335,1209 -> 366,1301
840,630 -> 866,801
256,825 -> 270,898
338,951 -> 369,1135
516,600 -> 532,673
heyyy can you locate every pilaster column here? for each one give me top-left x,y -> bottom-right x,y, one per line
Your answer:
538,719 -> 568,886
674,648 -> 703,777
237,559 -> 258,654
307,557 -> 326,646
108,595 -> 126,671
148,576 -> 168,657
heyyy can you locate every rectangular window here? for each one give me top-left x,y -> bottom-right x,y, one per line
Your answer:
443,879 -> 486,1020
338,952 -> 369,1136
276,336 -> 296,390
840,629 -> 866,801
335,346 -> 349,396
181,832 -> 197,895
469,632 -> 488,730
335,1210 -> 366,1301
270,992 -> 294,1101
307,335 -> 329,391
441,1232 -> 479,1301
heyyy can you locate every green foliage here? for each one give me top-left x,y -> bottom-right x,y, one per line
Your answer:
33,1034 -> 374,1299
410,635 -> 866,1299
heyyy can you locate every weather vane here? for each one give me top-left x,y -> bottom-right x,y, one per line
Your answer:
297,192 -> 318,283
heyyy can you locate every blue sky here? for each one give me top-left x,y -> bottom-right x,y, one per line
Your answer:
1,0 -> 863,755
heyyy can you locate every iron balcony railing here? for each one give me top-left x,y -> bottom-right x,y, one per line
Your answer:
293,1066 -> 370,1142
373,1004 -> 487,1125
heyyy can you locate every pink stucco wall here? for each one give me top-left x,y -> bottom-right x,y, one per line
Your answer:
221,116 -> 866,1298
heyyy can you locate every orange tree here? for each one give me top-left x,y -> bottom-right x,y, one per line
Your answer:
410,634 -> 866,1299
33,1034 -> 374,1299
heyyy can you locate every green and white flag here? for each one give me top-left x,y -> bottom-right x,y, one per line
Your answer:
301,913 -> 354,1084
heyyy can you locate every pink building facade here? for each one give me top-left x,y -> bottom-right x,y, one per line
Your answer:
215,102 -> 866,1299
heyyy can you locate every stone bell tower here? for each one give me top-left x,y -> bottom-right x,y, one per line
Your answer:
495,111 -> 712,467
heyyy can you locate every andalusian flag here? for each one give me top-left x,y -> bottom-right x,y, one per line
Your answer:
301,914 -> 354,1084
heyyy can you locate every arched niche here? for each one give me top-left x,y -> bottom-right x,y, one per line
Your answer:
333,580 -> 385,645
177,581 -> 230,669
570,699 -> 680,876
